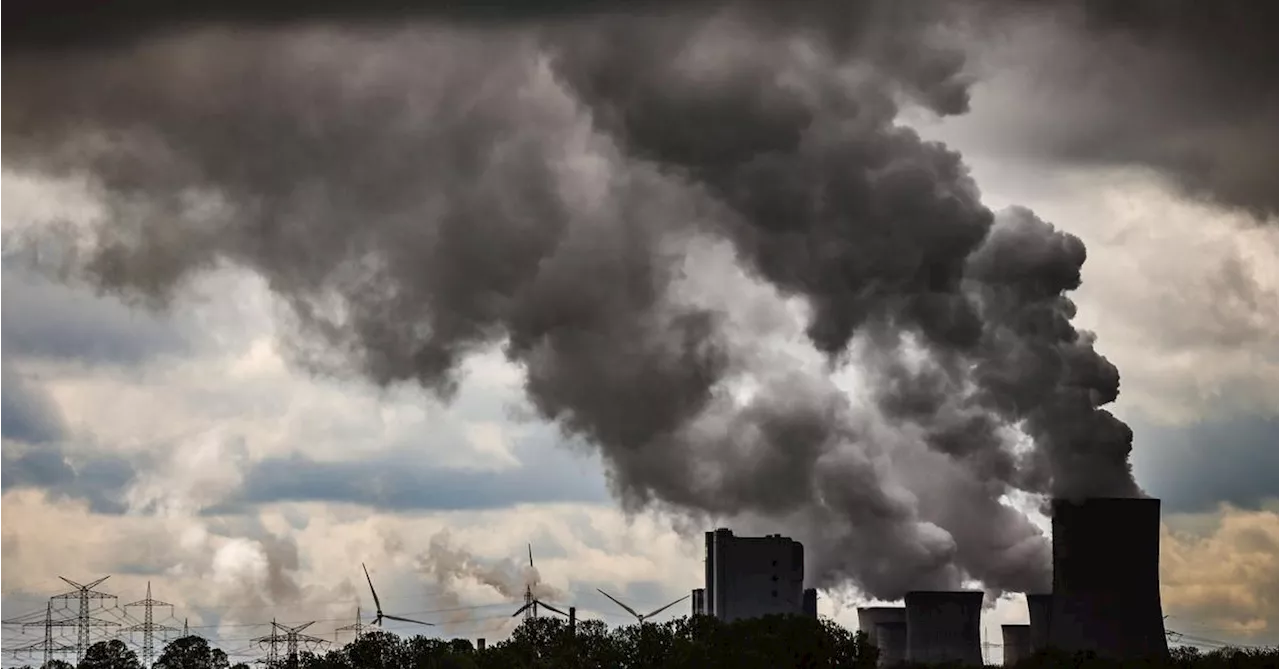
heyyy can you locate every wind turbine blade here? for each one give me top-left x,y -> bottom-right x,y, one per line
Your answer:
362,563 -> 383,613
596,589 -> 642,620
528,543 -> 534,568
535,601 -> 569,618
511,603 -> 533,618
642,594 -> 691,620
382,614 -> 434,626
373,613 -> 384,627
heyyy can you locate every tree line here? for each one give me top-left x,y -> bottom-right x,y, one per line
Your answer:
15,614 -> 1277,669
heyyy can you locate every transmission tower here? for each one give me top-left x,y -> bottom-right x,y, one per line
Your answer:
50,576 -> 121,662
183,618 -> 189,636
251,619 -> 282,668
123,582 -> 179,667
13,602 -> 76,666
253,620 -> 329,669
334,607 -> 367,640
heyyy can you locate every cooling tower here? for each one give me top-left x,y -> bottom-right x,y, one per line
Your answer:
903,591 -> 983,665
857,607 -> 906,649
1002,624 -> 1032,666
1026,593 -> 1052,653
1050,497 -> 1168,659
874,622 -> 907,667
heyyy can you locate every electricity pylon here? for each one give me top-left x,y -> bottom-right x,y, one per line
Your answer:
14,602 -> 76,666
124,582 -> 179,667
50,576 -> 120,662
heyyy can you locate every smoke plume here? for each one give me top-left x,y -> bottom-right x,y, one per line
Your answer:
959,0 -> 1276,219
3,1 -> 1171,599
417,532 -> 563,631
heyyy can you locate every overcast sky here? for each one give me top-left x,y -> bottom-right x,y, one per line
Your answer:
2,2 -> 1276,665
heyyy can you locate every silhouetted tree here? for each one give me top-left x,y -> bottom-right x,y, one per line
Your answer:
155,636 -> 230,669
283,613 -> 1276,669
343,630 -> 405,669
79,640 -> 142,669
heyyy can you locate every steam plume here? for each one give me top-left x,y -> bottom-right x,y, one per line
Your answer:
2,2 -> 1156,599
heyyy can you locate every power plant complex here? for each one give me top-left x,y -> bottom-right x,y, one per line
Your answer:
696,498 -> 1169,665
7,497 -> 1172,666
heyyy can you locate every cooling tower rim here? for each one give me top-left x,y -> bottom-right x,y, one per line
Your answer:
1001,624 -> 1031,630
858,606 -> 907,612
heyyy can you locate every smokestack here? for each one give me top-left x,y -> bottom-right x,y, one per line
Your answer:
802,588 -> 817,618
1001,624 -> 1031,666
1026,593 -> 1052,654
873,622 -> 907,667
691,588 -> 705,616
476,638 -> 485,651
1050,497 -> 1168,659
903,590 -> 983,665
857,607 -> 906,652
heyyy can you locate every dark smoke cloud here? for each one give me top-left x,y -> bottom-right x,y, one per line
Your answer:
959,0 -> 1276,219
2,3 -> 1148,599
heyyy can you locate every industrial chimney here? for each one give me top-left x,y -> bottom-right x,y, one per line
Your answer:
1026,593 -> 1052,654
1002,624 -> 1031,666
1050,497 -> 1168,659
904,591 -> 983,665
875,622 -> 907,667
857,607 -> 906,666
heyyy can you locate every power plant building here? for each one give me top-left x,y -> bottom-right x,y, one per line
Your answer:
1048,497 -> 1168,659
903,590 -> 984,665
699,528 -> 807,622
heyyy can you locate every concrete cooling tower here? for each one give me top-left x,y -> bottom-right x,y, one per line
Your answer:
874,621 -> 907,667
1026,593 -> 1052,654
858,607 -> 906,666
904,591 -> 984,665
1002,624 -> 1032,666
1050,497 -> 1169,660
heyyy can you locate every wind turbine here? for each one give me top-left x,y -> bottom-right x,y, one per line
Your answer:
517,544 -> 542,620
596,589 -> 690,624
361,563 -> 434,628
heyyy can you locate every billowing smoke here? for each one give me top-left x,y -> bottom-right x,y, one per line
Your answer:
958,0 -> 1276,219
3,1 -> 1170,599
